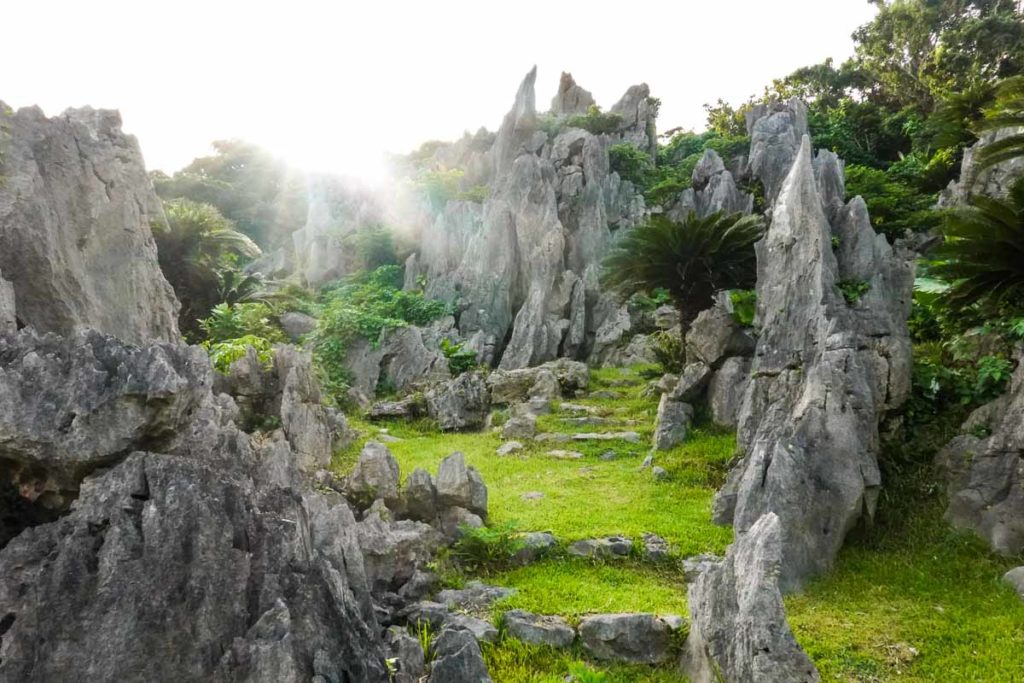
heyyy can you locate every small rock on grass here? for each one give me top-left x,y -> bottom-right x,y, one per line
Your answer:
652,466 -> 669,480
1003,566 -> 1024,600
546,450 -> 584,460
578,612 -> 672,664
599,450 -> 617,461
568,536 -> 633,559
503,609 -> 575,648
514,532 -> 557,565
521,491 -> 545,501
437,581 -> 516,611
640,454 -> 653,469
496,441 -> 524,456
642,532 -> 670,561
572,431 -> 641,443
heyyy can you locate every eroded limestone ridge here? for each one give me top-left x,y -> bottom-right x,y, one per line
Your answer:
716,113 -> 915,590
0,103 -> 180,344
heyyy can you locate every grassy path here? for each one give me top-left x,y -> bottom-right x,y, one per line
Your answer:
332,366 -> 1024,681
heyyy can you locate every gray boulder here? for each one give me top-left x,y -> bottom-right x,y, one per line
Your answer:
941,126 -> 1024,204
346,441 -> 401,510
567,536 -> 633,559
496,440 -> 524,456
368,395 -> 427,421
936,353 -> 1024,555
403,468 -> 438,523
0,103 -> 180,344
436,452 -> 488,517
1003,566 -> 1024,601
276,346 -> 352,469
387,626 -> 426,682
670,361 -> 713,402
653,395 -> 693,451
427,371 -> 490,431
684,513 -> 819,683
437,581 -> 516,611
685,305 -> 754,370
514,531 -> 558,565
502,414 -> 538,440
504,609 -> 575,648
578,613 -> 672,664
356,513 -> 443,594
439,506 -> 484,541
429,627 -> 492,682
279,311 -> 317,341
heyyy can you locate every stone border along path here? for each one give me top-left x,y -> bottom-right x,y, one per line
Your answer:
424,368 -> 724,672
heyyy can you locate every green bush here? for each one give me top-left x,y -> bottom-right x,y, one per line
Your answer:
441,338 -> 477,375
729,289 -> 757,327
652,331 -> 685,374
200,302 -> 286,344
628,288 -> 672,312
204,335 -> 275,373
312,266 -> 448,402
566,105 -> 623,135
452,522 -> 525,573
837,279 -> 871,304
608,143 -> 653,186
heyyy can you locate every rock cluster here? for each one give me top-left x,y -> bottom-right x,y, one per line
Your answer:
0,103 -> 180,344
936,349 -> 1024,555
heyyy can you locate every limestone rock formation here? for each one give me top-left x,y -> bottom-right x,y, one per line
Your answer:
941,126 -> 1024,204
745,99 -> 809,206
0,103 -> 180,344
683,513 -> 820,683
717,132 -> 914,589
667,149 -> 754,221
0,330 -> 390,681
408,69 -> 647,370
550,72 -> 595,116
936,351 -> 1024,555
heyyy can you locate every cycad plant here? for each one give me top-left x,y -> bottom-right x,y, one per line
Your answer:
934,176 -> 1024,311
974,75 -> 1024,172
153,198 -> 262,337
601,210 -> 765,340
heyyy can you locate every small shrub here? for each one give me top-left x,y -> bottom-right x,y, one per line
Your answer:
441,338 -> 477,375
566,105 -> 623,136
608,143 -> 653,186
974,355 -> 1013,403
566,661 -> 610,683
652,331 -> 685,374
452,522 -> 525,573
456,185 -> 490,203
200,302 -> 286,344
729,289 -> 757,327
837,279 -> 871,304
629,288 -> 672,312
204,335 -> 275,373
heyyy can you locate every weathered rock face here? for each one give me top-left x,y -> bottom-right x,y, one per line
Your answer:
0,330 -> 391,681
683,513 -> 820,683
936,351 -> 1024,555
941,126 -> 1024,204
409,68 -> 648,370
550,72 -> 595,116
425,371 -> 490,431
717,133 -> 914,589
745,98 -> 809,207
667,149 -> 754,221
0,103 -> 180,344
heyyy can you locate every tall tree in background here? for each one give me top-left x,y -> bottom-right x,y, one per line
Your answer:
151,140 -> 308,248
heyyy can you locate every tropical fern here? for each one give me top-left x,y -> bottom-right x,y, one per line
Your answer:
974,75 -> 1024,171
601,210 -> 765,337
935,176 -> 1024,311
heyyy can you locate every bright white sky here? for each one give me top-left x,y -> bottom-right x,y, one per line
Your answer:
5,1 -> 876,183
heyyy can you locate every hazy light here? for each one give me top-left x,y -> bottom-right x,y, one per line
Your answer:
3,0 -> 877,180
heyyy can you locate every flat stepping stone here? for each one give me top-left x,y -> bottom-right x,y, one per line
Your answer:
572,431 -> 641,443
588,390 -> 622,400
546,449 -> 584,460
405,601 -> 499,643
642,532 -> 670,561
567,536 -> 633,558
535,432 -> 571,443
436,581 -> 516,611
504,609 -> 575,648
514,531 -> 558,565
559,402 -> 599,414
496,441 -> 524,456
560,416 -> 612,425
521,491 -> 545,501
578,613 -> 673,664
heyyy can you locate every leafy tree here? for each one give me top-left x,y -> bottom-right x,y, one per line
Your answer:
601,211 -> 765,340
153,199 -> 262,338
608,143 -> 653,186
974,75 -> 1024,171
565,105 -> 624,135
934,176 -> 1024,312
152,140 -> 307,248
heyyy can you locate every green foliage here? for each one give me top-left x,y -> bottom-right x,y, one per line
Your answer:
204,335 -> 275,374
607,143 -> 653,186
703,98 -> 750,137
975,75 -> 1024,172
602,211 -> 765,334
566,105 -> 624,136
628,287 -> 671,312
567,661 -> 611,682
729,289 -> 757,327
844,164 -> 941,238
837,279 -> 871,305
934,176 -> 1024,312
645,130 -> 749,207
417,168 -> 465,210
151,139 -> 306,247
340,226 -> 400,272
200,302 -> 286,344
311,266 -> 447,402
457,184 -> 490,203
451,521 -> 525,573
441,338 -> 477,375
153,199 -> 263,339
651,331 -> 685,374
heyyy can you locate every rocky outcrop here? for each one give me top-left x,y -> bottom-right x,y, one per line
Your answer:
936,351 -> 1024,555
683,513 -> 820,683
425,371 -> 490,431
941,126 -> 1024,204
745,99 -> 809,206
0,103 -> 180,344
344,322 -> 453,400
667,149 -> 754,221
409,69 -> 648,370
550,72 -> 595,116
0,330 -> 391,681
716,133 -> 914,589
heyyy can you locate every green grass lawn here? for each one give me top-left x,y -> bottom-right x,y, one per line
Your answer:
332,364 -> 1024,681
